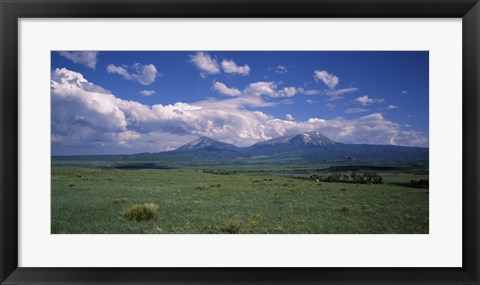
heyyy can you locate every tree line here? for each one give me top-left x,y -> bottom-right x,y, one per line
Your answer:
308,172 -> 384,184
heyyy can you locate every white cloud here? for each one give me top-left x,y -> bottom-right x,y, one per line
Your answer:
401,90 -> 408,94
51,68 -> 428,154
325,102 -> 335,110
190,52 -> 220,77
314,70 -> 339,89
306,99 -> 314,104
355,95 -> 385,105
355,95 -> 374,106
285,114 -> 295,121
212,82 -> 241,97
107,63 -> 158,85
279,87 -> 298,97
344,108 -> 370,113
221,59 -> 250,75
51,68 -> 128,133
243,82 -> 277,97
276,65 -> 288,74
58,51 -> 98,69
299,88 -> 321,95
324,87 -> 359,100
140,90 -> 156,96
387,105 -> 399,109
310,113 -> 428,146
214,81 -> 300,98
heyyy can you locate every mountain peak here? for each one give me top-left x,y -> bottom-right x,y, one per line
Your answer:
176,136 -> 238,152
290,131 -> 336,146
253,136 -> 291,146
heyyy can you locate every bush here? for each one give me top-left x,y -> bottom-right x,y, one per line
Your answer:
401,179 -> 429,189
195,185 -> 208,191
224,218 -> 241,234
308,172 -> 383,184
338,205 -> 351,212
115,197 -> 126,204
123,203 -> 159,222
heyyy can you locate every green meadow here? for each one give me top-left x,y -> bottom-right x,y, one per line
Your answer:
51,162 -> 428,234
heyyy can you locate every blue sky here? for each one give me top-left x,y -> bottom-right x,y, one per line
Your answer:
51,51 -> 428,155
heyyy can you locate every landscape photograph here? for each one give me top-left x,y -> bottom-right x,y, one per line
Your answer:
51,51 -> 429,234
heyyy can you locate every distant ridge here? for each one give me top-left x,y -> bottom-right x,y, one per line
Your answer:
176,136 -> 238,152
168,131 -> 428,162
52,131 -> 428,163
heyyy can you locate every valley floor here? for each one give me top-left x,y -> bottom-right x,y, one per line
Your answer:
51,165 -> 428,234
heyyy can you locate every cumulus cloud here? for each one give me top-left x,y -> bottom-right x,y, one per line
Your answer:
244,82 -> 277,97
51,68 -> 428,154
221,59 -> 250,75
58,51 -> 98,69
279,87 -> 298,97
140,90 -> 156,96
190,52 -> 220,77
313,113 -> 428,146
355,95 -> 374,106
276,65 -> 288,74
244,82 -> 299,98
213,81 -> 299,98
285,114 -> 295,121
314,70 -> 339,89
213,82 -> 241,97
107,63 -> 158,85
355,95 -> 385,106
51,68 -> 128,134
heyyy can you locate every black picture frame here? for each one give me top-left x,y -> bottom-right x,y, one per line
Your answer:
1,0 -> 479,284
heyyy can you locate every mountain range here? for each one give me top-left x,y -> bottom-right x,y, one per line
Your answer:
52,131 -> 428,163
171,131 -> 428,162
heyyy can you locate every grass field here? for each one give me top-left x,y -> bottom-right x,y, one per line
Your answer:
51,163 -> 428,234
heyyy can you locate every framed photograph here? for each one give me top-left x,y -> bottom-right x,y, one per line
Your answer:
1,0 -> 479,284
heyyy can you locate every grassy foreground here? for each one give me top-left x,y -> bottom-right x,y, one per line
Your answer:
51,167 -> 428,234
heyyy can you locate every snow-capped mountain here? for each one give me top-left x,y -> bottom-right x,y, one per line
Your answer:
252,136 -> 291,146
288,131 -> 336,147
176,136 -> 238,152
170,132 -> 428,162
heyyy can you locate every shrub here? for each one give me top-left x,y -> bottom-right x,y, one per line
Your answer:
309,172 -> 383,184
406,179 -> 429,189
224,218 -> 242,234
115,197 -> 126,204
123,203 -> 159,222
338,205 -> 351,212
195,185 -> 208,191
